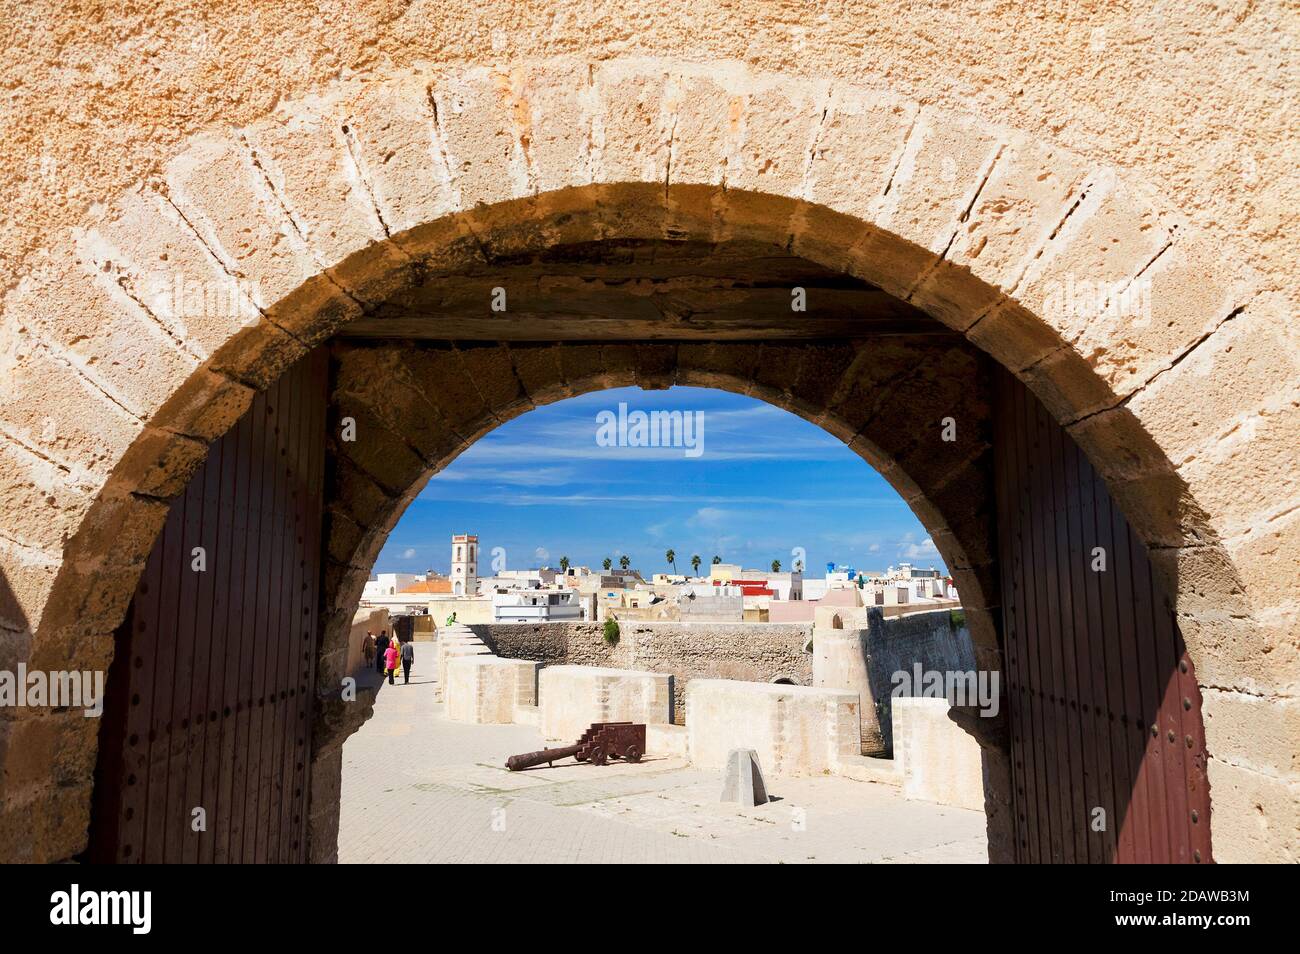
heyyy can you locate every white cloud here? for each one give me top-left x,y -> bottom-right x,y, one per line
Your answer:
435,464 -> 577,486
466,439 -> 836,463
401,547 -> 418,559
688,507 -> 731,528
903,537 -> 939,559
418,487 -> 902,507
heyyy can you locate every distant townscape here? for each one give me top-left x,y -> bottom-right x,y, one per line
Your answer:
360,533 -> 960,626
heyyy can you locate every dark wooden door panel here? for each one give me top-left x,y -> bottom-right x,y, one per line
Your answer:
87,348 -> 327,863
995,369 -> 1212,863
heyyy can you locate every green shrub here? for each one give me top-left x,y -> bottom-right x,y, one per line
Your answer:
603,617 -> 620,645
949,608 -> 966,629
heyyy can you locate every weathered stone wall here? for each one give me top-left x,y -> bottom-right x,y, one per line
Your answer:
864,609 -> 977,757
4,3 -> 1293,308
814,607 -> 975,756
0,5 -> 1294,863
472,621 -> 813,722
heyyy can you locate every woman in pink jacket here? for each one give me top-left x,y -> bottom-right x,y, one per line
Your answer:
384,640 -> 400,685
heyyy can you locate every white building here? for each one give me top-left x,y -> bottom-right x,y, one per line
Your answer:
491,588 -> 585,623
802,578 -> 829,601
362,573 -> 422,600
763,571 -> 803,601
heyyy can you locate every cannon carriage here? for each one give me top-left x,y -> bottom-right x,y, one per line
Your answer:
505,722 -> 647,771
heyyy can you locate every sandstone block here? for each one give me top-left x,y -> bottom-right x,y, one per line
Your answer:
245,97 -> 388,269
1173,395 -> 1300,545
804,85 -> 917,224
1125,294 -> 1296,477
592,61 -> 673,185
1201,689 -> 1299,780
1205,758 -> 1298,863
342,78 -> 459,233
873,107 -> 1003,260
165,134 -> 318,308
10,254 -> 199,420
79,185 -> 262,360
1013,170 -> 1172,352
0,335 -> 140,480
0,440 -> 96,553
911,134 -> 1089,329
430,66 -> 527,208
525,63 -> 597,194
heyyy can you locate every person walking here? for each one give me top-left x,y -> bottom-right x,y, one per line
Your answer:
375,630 -> 390,675
383,638 -> 400,685
362,630 -> 376,669
400,638 -> 415,684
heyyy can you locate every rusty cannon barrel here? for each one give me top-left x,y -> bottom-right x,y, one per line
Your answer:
505,743 -> 584,772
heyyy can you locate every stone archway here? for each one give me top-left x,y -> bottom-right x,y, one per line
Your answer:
0,59 -> 1292,864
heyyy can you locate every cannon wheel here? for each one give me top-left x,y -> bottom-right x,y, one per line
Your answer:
574,750 -> 588,762
624,743 -> 642,763
588,744 -> 607,766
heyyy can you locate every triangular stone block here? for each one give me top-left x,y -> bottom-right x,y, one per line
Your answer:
720,748 -> 769,806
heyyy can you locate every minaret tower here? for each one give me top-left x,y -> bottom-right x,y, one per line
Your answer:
451,533 -> 478,596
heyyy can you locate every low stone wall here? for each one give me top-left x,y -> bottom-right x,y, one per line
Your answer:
893,697 -> 985,811
471,621 -> 813,722
445,655 -> 540,724
538,665 -> 673,741
865,608 -> 976,756
646,724 -> 689,758
436,624 -> 492,688
815,608 -> 975,757
687,680 -> 861,777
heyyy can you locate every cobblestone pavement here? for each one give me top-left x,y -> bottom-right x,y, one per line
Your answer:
338,670 -> 988,864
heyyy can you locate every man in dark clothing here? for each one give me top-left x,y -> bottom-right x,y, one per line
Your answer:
400,639 -> 415,684
375,631 -> 390,675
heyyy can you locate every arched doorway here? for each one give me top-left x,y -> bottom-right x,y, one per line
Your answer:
5,53 -> 1283,868
77,228 -> 1211,863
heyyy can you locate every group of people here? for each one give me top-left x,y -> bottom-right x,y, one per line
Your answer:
362,629 -> 414,685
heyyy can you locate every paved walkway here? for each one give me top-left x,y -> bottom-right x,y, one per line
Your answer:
338,669 -> 987,864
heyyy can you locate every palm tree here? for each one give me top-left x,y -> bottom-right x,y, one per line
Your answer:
619,554 -> 631,572
793,558 -> 804,572
691,554 -> 701,575
712,555 -> 721,565
559,555 -> 569,572
603,557 -> 612,571
771,559 -> 781,573
666,549 -> 676,573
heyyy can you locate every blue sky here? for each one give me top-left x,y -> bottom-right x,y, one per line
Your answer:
372,386 -> 945,577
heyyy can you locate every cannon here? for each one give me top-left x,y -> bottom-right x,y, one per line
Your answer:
505,722 -> 646,771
